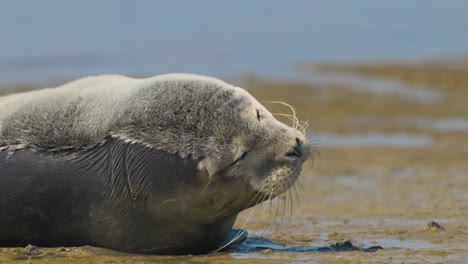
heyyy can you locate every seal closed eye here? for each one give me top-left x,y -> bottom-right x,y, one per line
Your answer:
0,73 -> 313,254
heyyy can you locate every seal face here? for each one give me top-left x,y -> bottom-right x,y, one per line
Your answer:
0,74 -> 312,254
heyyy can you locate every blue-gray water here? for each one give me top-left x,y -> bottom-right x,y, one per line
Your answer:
1,0 -> 468,84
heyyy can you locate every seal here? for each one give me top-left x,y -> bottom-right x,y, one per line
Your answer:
0,74 -> 312,254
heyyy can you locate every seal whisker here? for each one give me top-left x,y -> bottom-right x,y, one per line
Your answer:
281,192 -> 288,223
256,184 -> 277,240
271,112 -> 300,130
265,101 -> 300,130
249,184 -> 271,242
285,176 -> 296,220
273,194 -> 286,230
274,195 -> 282,223
265,196 -> 281,238
271,112 -> 308,136
212,183 -> 269,252
271,112 -> 294,120
297,120 -> 307,135
288,185 -> 294,219
261,185 -> 275,220
296,176 -> 306,191
292,183 -> 300,206
247,187 -> 267,208
268,187 -> 290,237
267,98 -> 310,135
282,179 -> 293,220
264,197 -> 276,233
303,141 -> 319,163
284,188 -> 291,221
302,120 -> 309,134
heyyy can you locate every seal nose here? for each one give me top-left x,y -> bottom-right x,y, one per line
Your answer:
286,138 -> 303,159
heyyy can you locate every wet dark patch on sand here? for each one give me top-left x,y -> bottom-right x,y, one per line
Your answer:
226,237 -> 383,253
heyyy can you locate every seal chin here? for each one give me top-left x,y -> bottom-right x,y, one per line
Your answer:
254,165 -> 302,199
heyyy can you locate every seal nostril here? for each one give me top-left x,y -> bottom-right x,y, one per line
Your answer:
286,151 -> 300,158
295,138 -> 303,156
286,138 -> 303,159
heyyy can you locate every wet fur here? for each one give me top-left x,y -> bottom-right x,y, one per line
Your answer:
0,137 -> 242,254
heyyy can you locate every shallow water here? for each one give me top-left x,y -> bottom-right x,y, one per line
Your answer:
405,118 -> 468,132
351,117 -> 468,132
303,70 -> 444,103
364,238 -> 438,250
312,132 -> 432,147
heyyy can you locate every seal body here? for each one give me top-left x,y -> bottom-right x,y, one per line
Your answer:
0,74 -> 311,254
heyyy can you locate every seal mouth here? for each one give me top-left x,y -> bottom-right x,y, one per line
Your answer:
253,135 -> 312,200
252,160 -> 302,201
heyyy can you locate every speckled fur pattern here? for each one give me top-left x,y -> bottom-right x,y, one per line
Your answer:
0,74 -> 312,254
0,73 -> 311,196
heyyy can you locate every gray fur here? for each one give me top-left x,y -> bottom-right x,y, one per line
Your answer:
0,74 -> 312,254
0,74 -> 233,153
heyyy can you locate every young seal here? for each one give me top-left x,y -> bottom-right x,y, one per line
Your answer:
0,74 -> 312,254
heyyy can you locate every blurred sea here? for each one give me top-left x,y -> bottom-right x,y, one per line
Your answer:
1,0 -> 467,84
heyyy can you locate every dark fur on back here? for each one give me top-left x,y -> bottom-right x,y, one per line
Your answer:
0,137 -> 240,254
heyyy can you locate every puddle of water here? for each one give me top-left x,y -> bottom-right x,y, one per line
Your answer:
351,117 -> 468,132
297,70 -> 444,103
227,237 -> 382,254
312,132 -> 432,147
251,68 -> 445,104
409,118 -> 468,132
348,217 -> 458,228
362,238 -> 439,250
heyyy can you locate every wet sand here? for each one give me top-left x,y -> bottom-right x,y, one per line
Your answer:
0,60 -> 467,263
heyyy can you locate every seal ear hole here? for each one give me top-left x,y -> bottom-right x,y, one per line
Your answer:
240,151 -> 248,160
256,109 -> 261,121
